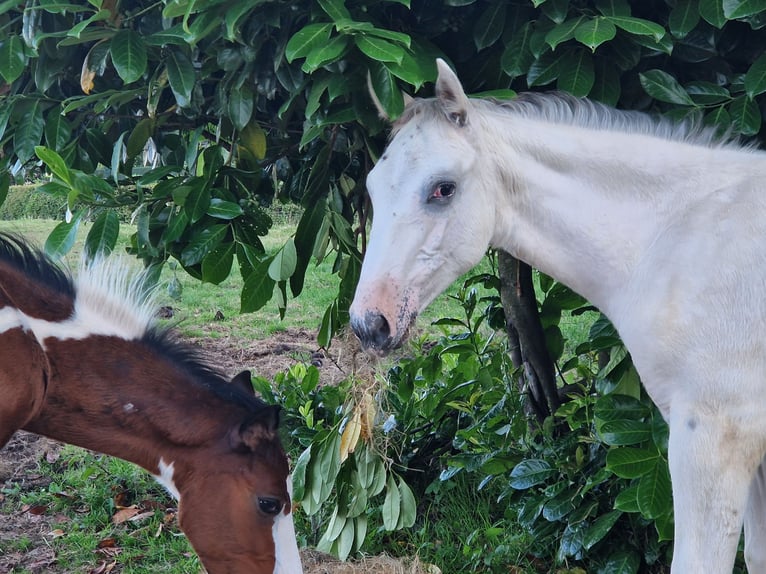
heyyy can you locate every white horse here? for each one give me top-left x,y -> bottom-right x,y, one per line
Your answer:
349,59 -> 766,573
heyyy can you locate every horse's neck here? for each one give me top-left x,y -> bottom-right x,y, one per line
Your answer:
23,338 -> 230,475
485,116 -> 761,318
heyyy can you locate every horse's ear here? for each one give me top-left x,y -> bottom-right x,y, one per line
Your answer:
435,58 -> 469,127
230,370 -> 254,395
367,71 -> 413,121
229,405 -> 281,453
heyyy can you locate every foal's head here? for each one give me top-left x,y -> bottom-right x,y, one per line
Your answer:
165,371 -> 302,574
351,59 -> 496,353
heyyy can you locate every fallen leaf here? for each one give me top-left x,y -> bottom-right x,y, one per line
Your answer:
128,510 -> 155,523
112,505 -> 140,524
47,529 -> 66,538
25,504 -> 48,515
96,538 -> 117,549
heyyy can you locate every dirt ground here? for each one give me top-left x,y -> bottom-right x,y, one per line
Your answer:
0,328 -> 432,574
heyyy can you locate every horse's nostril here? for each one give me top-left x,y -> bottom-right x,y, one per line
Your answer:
351,311 -> 392,351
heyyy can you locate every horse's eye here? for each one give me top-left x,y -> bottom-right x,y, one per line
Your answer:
429,182 -> 456,202
257,497 -> 283,516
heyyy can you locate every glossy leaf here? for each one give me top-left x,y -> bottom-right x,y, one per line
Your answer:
574,17 -> 617,51
85,210 -> 120,257
268,238 -> 297,282
527,52 -> 563,87
745,53 -> 766,98
600,549 -> 640,574
606,16 -> 666,41
241,256 -> 275,313
45,214 -> 81,259
595,0 -> 631,16
166,47 -> 195,108
545,17 -> 585,50
354,36 -> 405,64
729,95 -> 761,135
509,459 -> 556,489
228,83 -> 254,130
636,460 -> 672,519
14,99 -> 44,164
110,29 -> 147,84
382,475 -> 401,530
669,0 -> 701,38
285,23 -> 333,63
699,0 -> 727,27
202,242 -> 235,284
639,69 -> 695,105
606,447 -> 659,478
723,0 -> 766,18
317,0 -> 351,21
208,198 -> 244,220
473,1 -> 506,51
35,146 -> 72,186
0,35 -> 25,84
501,22 -> 534,79
302,35 -> 349,72
557,49 -> 595,96
180,224 -> 227,266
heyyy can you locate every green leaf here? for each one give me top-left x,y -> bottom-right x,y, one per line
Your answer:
0,171 -> 9,208
729,95 -> 761,135
595,0 -> 631,16
180,224 -> 227,266
354,36 -> 405,64
44,110 -> 73,152
557,49 -> 594,97
723,0 -> 766,19
85,210 -> 120,258
292,447 -> 312,503
368,61 -> 404,119
166,47 -> 195,108
605,16 -> 666,41
382,474 -> 401,530
527,52 -> 563,87
268,238 -> 297,281
285,23 -> 333,63
35,146 -> 72,186
45,214 -> 81,259
224,3 -> 254,41
473,1 -> 506,51
110,29 -> 147,84
163,208 -> 189,244
545,17 -> 585,50
501,22 -> 534,79
699,0 -> 727,27
636,460 -> 672,519
599,419 -> 652,445
202,241 -> 235,284
541,0 -> 570,24
574,17 -> 617,51
0,35 -> 25,84
605,447 -> 659,478
594,394 -> 650,424
241,256 -> 276,313
317,301 -> 336,348
208,198 -> 244,220
185,183 -> 211,223
745,53 -> 766,98
14,99 -> 44,164
336,518 -> 355,561
397,477 -> 417,528
601,549 -> 640,574
614,484 -> 640,512
639,69 -> 695,105
126,118 -> 154,159
590,58 -> 621,105
583,510 -> 622,550
669,0 -> 701,38
228,83 -> 254,131
317,0 -> 351,21
685,81 -> 731,104
302,35 -> 349,72
509,459 -> 556,489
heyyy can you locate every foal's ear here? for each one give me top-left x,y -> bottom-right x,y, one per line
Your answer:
229,405 -> 281,452
230,370 -> 254,395
435,58 -> 469,127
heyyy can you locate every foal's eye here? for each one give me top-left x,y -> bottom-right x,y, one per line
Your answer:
257,497 -> 283,516
429,182 -> 456,202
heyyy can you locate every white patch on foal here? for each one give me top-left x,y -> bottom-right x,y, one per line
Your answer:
272,476 -> 303,574
0,255 -> 157,347
152,458 -> 180,501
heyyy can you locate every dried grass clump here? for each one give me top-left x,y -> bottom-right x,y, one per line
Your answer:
300,549 -> 442,574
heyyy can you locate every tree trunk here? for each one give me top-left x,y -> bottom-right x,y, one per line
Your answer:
497,251 -> 560,423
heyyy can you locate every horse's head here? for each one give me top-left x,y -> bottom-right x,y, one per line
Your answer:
350,59 -> 497,354
175,372 -> 302,574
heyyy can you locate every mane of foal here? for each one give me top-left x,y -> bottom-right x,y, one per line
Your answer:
0,232 -> 268,415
